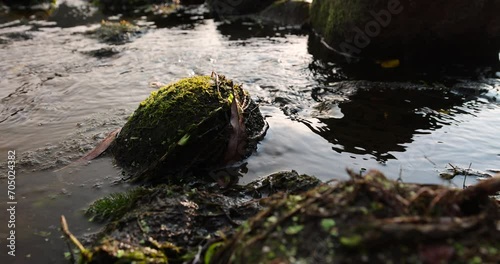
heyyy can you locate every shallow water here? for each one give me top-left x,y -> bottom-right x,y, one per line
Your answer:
1,1 -> 500,262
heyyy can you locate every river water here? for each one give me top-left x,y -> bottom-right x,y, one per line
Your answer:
0,1 -> 499,263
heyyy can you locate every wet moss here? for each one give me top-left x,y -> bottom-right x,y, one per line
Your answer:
310,0 -> 364,44
85,187 -> 152,222
112,74 -> 265,183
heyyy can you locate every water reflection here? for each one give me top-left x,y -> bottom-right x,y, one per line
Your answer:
216,19 -> 306,41
304,87 -> 465,162
150,4 -> 208,29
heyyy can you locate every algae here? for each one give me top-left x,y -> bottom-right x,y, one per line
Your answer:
85,187 -> 152,222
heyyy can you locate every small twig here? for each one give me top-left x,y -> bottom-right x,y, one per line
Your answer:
463,162 -> 472,189
448,163 -> 458,173
461,174 -> 500,198
397,167 -> 403,182
211,71 -> 222,98
424,155 -> 437,166
60,215 -> 90,261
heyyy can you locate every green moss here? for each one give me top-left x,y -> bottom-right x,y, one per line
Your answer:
87,238 -> 169,263
86,187 -> 151,222
310,0 -> 366,44
112,74 -> 257,183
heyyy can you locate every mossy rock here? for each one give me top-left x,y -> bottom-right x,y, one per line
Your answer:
89,20 -> 141,44
310,0 -> 500,63
112,74 -> 266,183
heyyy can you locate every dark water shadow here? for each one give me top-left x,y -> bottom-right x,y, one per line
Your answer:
149,4 -> 209,29
302,87 -> 465,162
216,18 -> 307,41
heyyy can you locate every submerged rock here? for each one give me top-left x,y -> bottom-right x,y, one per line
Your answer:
112,74 -> 266,183
88,20 -> 141,44
310,0 -> 500,63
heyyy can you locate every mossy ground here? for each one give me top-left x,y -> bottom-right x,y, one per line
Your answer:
69,171 -> 318,264
65,171 -> 499,263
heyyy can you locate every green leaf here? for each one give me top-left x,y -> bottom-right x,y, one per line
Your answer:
320,219 -> 336,231
340,235 -> 362,247
285,225 -> 304,235
177,134 -> 190,146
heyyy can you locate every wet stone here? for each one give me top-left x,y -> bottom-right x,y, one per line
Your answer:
112,74 -> 266,184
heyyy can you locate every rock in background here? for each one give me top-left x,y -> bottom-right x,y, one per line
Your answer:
310,0 -> 500,63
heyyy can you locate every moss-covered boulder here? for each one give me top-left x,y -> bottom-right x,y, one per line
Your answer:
207,0 -> 277,17
112,74 -> 266,183
310,0 -> 500,63
207,170 -> 500,263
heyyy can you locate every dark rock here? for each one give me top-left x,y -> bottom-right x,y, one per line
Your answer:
310,0 -> 500,63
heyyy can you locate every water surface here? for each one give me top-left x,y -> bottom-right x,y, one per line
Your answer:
1,1 -> 499,262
